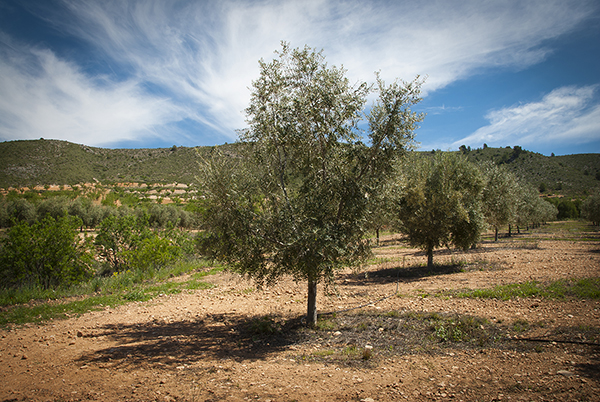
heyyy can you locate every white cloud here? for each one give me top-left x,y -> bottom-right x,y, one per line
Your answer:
0,0 -> 597,146
0,44 -> 183,146
452,85 -> 600,149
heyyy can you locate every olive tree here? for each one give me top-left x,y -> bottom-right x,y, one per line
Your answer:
582,193 -> 600,226
392,152 -> 485,268
198,43 -> 424,325
514,182 -> 558,231
480,162 -> 519,241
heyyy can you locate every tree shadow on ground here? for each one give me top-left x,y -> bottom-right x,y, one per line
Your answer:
576,358 -> 600,380
77,313 -> 308,370
340,263 -> 468,286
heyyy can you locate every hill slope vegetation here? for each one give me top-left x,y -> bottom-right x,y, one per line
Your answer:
0,140 -> 598,195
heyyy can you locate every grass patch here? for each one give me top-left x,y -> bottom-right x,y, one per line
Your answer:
571,278 -> 600,299
0,294 -> 124,326
450,278 -> 600,300
192,265 -> 225,279
0,258 -> 222,327
297,310 -> 499,364
426,313 -> 490,344
315,317 -> 336,331
185,280 -> 214,290
312,349 -> 335,357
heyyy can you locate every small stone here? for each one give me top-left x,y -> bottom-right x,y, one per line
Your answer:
557,370 -> 575,377
77,331 -> 83,337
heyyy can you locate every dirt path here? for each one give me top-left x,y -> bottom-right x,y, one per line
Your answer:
1,230 -> 600,401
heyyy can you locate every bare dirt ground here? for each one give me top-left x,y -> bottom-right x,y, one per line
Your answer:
1,225 -> 600,402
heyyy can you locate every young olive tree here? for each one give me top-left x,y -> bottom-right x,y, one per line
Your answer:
198,43 -> 424,325
480,162 -> 520,241
392,152 -> 485,268
582,193 -> 600,226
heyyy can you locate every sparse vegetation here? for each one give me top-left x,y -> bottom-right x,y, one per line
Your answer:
448,278 -> 600,300
0,258 -> 218,326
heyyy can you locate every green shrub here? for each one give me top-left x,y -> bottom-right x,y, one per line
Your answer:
95,214 -> 194,274
0,215 -> 93,289
122,236 -> 182,271
94,214 -> 151,273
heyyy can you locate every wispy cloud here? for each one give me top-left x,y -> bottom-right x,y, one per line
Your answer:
422,105 -> 464,115
0,40 -> 183,146
0,0 -> 597,147
452,85 -> 600,150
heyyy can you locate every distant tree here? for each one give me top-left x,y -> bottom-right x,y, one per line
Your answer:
538,198 -> 559,224
581,193 -> 600,226
480,162 -> 519,241
94,215 -> 151,273
197,43 -> 424,326
514,182 -> 557,231
0,200 -> 7,227
513,145 -> 522,157
37,196 -> 70,220
557,199 -> 579,219
364,181 -> 395,247
5,198 -> 37,226
392,152 -> 485,268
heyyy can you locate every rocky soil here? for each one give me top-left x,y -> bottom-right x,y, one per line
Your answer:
1,226 -> 599,402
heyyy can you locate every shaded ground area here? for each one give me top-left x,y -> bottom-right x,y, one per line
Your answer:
1,225 -> 600,401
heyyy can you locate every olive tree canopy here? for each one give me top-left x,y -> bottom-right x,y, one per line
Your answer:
198,43 -> 424,325
392,152 -> 486,268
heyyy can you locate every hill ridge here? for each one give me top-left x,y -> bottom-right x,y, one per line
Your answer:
1,139 -> 599,195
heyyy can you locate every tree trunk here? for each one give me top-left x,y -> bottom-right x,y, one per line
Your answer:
307,278 -> 318,327
376,228 -> 380,247
426,247 -> 434,269
508,224 -> 512,237
494,226 -> 499,242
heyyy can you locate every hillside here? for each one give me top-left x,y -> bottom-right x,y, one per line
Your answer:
462,146 -> 600,195
0,139 -> 220,187
1,140 -> 599,195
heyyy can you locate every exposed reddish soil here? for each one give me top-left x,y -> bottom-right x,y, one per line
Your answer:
1,226 -> 600,402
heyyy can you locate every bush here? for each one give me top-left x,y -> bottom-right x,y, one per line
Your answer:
122,229 -> 192,272
95,214 -> 194,274
581,193 -> 600,226
94,214 -> 152,273
0,216 -> 93,289
547,198 -> 580,220
5,198 -> 37,226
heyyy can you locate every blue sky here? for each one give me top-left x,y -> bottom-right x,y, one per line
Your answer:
1,0 -> 599,155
